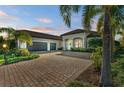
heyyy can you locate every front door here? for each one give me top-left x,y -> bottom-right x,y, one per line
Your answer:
66,40 -> 72,50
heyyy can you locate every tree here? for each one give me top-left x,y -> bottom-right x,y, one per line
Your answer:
0,27 -> 32,49
15,31 -> 32,46
0,27 -> 15,64
0,27 -> 32,64
96,7 -> 124,62
59,5 -> 124,86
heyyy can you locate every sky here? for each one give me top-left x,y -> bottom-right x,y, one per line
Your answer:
0,5 -> 88,35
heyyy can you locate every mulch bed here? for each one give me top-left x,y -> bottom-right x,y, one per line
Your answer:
76,65 -> 101,86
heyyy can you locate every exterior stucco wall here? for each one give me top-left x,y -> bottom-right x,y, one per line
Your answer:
17,40 -> 27,49
17,32 -> 88,51
62,32 -> 87,50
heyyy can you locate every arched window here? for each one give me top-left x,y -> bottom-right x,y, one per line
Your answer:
74,38 -> 82,48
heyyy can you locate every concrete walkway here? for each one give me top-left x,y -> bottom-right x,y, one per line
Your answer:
0,52 -> 91,87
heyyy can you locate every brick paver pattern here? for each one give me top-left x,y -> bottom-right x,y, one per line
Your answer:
0,52 -> 91,87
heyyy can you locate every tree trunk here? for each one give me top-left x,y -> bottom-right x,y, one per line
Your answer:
99,9 -> 112,86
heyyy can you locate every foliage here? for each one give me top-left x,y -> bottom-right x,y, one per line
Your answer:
71,48 -> 94,53
60,5 -> 81,27
112,57 -> 124,86
0,27 -> 15,40
88,38 -> 121,50
0,27 -> 32,50
88,38 -> 102,49
0,54 -> 39,65
8,54 -> 39,64
58,47 -> 63,50
90,47 -> 102,71
16,31 -> 32,46
60,5 -> 124,86
9,40 -> 16,49
114,47 -> 124,60
17,48 -> 30,56
67,80 -> 94,87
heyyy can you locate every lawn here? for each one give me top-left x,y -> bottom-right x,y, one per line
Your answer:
0,54 -> 39,65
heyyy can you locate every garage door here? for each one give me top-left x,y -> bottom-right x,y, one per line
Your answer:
28,42 -> 47,51
50,43 -> 56,50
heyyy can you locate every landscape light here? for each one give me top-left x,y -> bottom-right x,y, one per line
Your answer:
2,44 -> 7,49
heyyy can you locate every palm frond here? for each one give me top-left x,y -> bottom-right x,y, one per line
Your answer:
82,5 -> 102,31
60,5 -> 80,27
16,31 -> 32,46
97,15 -> 104,33
0,27 -> 15,40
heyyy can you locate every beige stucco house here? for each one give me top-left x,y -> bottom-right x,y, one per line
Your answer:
17,29 -> 99,51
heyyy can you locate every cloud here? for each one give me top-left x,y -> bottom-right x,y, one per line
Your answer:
0,10 -> 18,25
36,18 -> 53,23
31,26 -> 56,33
30,26 -> 64,35
0,10 -> 7,16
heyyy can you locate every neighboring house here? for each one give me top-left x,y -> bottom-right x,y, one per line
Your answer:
17,29 -> 99,51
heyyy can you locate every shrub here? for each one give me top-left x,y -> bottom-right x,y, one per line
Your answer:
0,50 -> 3,54
90,47 -> 102,71
7,54 -> 39,64
67,80 -> 94,87
71,48 -> 94,53
88,38 -> 102,49
112,58 -> 124,86
18,48 -> 30,56
58,47 -> 63,50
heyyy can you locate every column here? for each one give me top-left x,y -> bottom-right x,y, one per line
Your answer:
83,33 -> 87,48
63,39 -> 66,50
47,42 -> 50,51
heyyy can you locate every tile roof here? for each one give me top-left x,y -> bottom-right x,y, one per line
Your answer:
61,29 -> 86,36
16,30 -> 62,40
61,29 -> 100,37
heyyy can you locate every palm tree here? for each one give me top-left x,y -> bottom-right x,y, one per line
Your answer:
0,27 -> 32,48
15,31 -> 32,49
60,5 -> 124,86
96,7 -> 124,62
0,27 -> 32,64
0,27 -> 15,64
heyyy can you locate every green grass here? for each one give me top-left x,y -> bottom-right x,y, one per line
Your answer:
0,54 -> 39,65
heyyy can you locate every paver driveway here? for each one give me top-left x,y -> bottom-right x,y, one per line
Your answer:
0,52 -> 91,87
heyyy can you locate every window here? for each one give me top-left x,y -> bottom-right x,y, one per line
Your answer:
74,38 -> 82,48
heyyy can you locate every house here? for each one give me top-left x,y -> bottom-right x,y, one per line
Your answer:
61,29 -> 99,50
17,29 -> 99,51
17,30 -> 62,51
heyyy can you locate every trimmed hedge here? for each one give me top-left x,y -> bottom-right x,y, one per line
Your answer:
71,48 -> 94,53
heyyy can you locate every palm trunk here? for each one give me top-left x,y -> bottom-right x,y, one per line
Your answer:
99,9 -> 112,87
